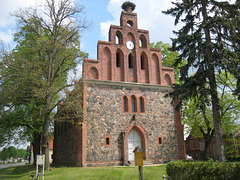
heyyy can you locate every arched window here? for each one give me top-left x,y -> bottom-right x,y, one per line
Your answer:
139,39 -> 142,47
131,95 -> 137,112
116,35 -> 119,44
115,31 -> 123,45
139,34 -> 147,47
123,96 -> 128,112
88,66 -> 99,79
164,74 -> 172,85
128,53 -> 133,68
127,20 -> 133,26
116,52 -> 120,67
141,55 -> 144,70
139,97 -> 145,113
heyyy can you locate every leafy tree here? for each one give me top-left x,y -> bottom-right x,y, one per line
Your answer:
17,149 -> 30,160
184,92 -> 239,160
8,146 -> 18,159
0,148 -> 10,161
163,0 -> 239,162
0,0 -> 88,170
151,41 -> 181,84
0,146 -> 17,160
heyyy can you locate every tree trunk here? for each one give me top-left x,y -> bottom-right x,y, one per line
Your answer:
32,132 -> 41,166
202,1 -> 226,162
203,138 -> 210,161
42,101 -> 51,171
42,118 -> 50,170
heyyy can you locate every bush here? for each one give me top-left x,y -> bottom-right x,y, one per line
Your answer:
227,155 -> 240,162
166,160 -> 240,180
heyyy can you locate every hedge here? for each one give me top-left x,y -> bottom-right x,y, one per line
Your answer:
166,160 -> 240,180
227,155 -> 240,162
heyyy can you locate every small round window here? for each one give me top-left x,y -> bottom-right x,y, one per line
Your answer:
127,20 -> 133,26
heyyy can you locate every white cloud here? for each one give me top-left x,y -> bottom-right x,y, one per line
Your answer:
0,0 -> 38,28
100,21 -> 113,40
0,30 -> 13,44
0,0 -> 74,45
101,0 -> 177,43
0,0 -> 46,45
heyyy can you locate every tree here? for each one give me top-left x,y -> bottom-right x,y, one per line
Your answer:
0,148 -> 10,161
163,0 -> 239,162
221,1 -> 240,100
0,0 -> 88,170
183,91 -> 240,160
150,41 -> 187,85
17,149 -> 30,160
0,146 -> 17,161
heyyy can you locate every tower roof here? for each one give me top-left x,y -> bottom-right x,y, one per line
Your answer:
121,1 -> 136,13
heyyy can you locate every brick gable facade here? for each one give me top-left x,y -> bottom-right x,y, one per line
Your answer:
53,2 -> 185,167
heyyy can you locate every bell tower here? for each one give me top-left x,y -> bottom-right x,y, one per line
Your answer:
120,2 -> 138,29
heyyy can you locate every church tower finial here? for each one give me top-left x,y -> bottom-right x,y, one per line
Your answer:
121,1 -> 136,13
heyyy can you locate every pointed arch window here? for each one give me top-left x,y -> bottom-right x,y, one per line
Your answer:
164,74 -> 172,85
128,53 -> 133,68
139,34 -> 147,48
139,97 -> 145,113
139,39 -> 142,47
116,52 -> 120,67
141,55 -> 144,70
116,35 -> 119,44
115,31 -> 123,45
123,96 -> 128,112
131,95 -> 137,112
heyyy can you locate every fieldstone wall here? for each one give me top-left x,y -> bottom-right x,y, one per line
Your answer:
85,80 -> 179,166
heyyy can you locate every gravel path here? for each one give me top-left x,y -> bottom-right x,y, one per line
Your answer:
0,163 -> 25,169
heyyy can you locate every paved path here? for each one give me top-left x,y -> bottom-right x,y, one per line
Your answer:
0,163 -> 25,169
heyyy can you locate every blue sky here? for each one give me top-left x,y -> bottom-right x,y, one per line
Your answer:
0,0 -> 179,148
0,0 -> 177,59
80,0 -> 177,59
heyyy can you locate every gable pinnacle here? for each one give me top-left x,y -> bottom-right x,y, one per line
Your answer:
121,1 -> 136,13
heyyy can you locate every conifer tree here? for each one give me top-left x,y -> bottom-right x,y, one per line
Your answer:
163,0 -> 239,162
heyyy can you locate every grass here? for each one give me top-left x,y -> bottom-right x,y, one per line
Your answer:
0,164 -> 166,180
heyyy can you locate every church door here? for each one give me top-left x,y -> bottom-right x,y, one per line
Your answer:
128,129 -> 141,161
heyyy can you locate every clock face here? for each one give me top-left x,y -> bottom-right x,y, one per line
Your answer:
126,41 -> 134,50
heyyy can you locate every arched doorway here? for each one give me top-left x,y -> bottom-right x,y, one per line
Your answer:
128,129 -> 141,161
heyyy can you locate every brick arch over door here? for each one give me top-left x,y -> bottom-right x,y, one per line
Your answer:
152,53 -> 160,84
88,66 -> 99,79
123,122 -> 148,162
103,47 -> 111,80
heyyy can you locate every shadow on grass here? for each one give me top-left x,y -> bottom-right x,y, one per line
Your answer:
0,164 -> 35,179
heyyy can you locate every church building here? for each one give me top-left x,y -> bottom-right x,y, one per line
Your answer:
53,2 -> 185,167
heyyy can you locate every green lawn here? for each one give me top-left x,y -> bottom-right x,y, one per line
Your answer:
0,164 -> 166,180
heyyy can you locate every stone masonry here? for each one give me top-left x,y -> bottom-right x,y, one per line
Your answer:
84,80 -> 179,166
53,2 -> 185,167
